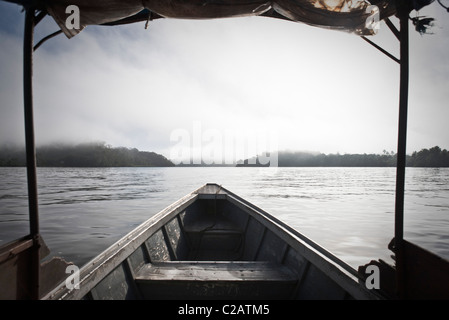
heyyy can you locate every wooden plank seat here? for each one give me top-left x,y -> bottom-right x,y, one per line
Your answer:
135,261 -> 298,299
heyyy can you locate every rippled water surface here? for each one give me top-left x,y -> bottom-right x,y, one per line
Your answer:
1,167 -> 448,269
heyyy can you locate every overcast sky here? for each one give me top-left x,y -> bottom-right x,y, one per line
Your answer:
0,2 -> 448,163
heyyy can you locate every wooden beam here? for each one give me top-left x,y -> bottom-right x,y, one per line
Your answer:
23,7 -> 40,300
394,4 -> 410,300
361,36 -> 400,64
385,17 -> 401,41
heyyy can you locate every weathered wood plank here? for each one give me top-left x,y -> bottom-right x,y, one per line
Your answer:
92,264 -> 136,300
256,229 -> 288,263
146,229 -> 171,262
164,216 -> 189,260
138,280 -> 295,300
295,263 -> 347,300
135,261 -> 298,300
242,217 -> 265,260
135,261 -> 297,282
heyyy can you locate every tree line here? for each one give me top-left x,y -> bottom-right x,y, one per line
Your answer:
0,142 -> 174,167
1,144 -> 448,168
237,146 -> 449,167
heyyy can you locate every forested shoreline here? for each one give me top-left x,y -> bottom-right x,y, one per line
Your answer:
237,146 -> 449,167
0,142 -> 174,167
1,143 -> 448,168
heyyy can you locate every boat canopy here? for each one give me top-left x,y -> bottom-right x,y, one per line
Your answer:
16,0 -> 426,38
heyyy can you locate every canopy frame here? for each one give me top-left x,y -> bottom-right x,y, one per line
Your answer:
23,5 -> 40,300
394,3 -> 409,299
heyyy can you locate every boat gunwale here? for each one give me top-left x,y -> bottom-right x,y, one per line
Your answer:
43,191 -> 199,300
219,187 -> 383,300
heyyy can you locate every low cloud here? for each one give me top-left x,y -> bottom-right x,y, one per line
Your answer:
1,2 -> 448,158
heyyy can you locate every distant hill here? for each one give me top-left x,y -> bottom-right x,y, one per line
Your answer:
236,146 -> 449,167
0,142 -> 174,167
3,144 -> 447,168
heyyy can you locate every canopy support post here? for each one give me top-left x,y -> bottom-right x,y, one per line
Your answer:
394,3 -> 410,300
23,6 -> 40,300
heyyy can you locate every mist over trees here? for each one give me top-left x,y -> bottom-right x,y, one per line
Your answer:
277,150 -> 396,167
1,144 -> 448,168
237,146 -> 449,167
0,142 -> 174,167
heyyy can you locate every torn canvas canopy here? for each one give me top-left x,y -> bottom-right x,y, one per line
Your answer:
45,0 -> 398,38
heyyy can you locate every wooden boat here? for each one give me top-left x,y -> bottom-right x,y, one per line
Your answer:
43,183 -> 382,300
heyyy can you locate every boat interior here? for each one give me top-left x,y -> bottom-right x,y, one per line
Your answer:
45,184 -> 379,300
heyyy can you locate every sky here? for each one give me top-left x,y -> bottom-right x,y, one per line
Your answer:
0,2 -> 448,164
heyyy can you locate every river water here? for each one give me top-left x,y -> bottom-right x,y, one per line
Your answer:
0,167 -> 448,270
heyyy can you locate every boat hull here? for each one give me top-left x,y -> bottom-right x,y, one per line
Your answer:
43,184 -> 381,300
